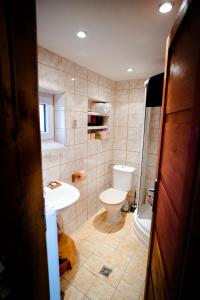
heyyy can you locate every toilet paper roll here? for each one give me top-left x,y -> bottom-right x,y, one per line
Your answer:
72,170 -> 86,182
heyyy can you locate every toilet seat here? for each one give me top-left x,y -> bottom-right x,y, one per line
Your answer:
100,188 -> 127,205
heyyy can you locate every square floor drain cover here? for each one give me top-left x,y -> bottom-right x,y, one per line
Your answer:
99,266 -> 112,277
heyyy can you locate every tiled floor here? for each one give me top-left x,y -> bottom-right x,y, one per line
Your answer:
61,209 -> 148,300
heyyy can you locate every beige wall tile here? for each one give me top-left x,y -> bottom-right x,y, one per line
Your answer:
115,89 -> 129,102
60,161 -> 75,182
113,127 -> 128,140
128,127 -> 142,140
127,139 -> 142,152
113,139 -> 127,151
60,57 -> 75,74
75,64 -> 88,79
129,102 -> 144,115
61,146 -> 75,164
65,129 -> 75,145
75,77 -> 87,96
130,79 -> 145,88
113,114 -> 128,127
55,110 -> 65,129
114,102 -> 129,115
129,88 -> 145,102
43,165 -> 60,185
75,143 -> 87,159
38,46 -> 61,69
42,150 -> 61,170
75,128 -> 87,144
75,158 -> 87,171
115,80 -> 130,90
98,84 -> 107,100
88,81 -> 98,99
126,151 -> 141,164
71,94 -> 88,112
113,150 -> 126,162
128,114 -> 144,128
88,70 -> 99,83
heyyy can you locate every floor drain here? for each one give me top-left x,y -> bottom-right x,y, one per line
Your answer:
99,266 -> 112,277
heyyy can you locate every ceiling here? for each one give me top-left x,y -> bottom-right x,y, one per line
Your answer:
36,0 -> 181,81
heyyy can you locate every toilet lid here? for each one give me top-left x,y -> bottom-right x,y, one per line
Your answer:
100,188 -> 127,205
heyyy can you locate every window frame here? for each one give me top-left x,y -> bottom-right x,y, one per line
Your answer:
39,93 -> 54,141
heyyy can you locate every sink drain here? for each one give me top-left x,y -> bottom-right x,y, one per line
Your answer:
99,266 -> 112,277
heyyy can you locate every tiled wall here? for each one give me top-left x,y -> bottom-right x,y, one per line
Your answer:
112,80 -> 145,204
38,46 -> 115,233
38,46 -> 160,233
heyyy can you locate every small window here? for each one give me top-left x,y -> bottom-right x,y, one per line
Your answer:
39,93 -> 54,140
39,104 -> 46,132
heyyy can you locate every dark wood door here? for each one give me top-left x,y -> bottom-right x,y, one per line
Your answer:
0,0 -> 49,299
145,1 -> 200,299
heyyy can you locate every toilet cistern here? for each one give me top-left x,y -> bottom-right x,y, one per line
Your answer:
99,164 -> 135,224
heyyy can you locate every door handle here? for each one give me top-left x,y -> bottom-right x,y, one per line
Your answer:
152,179 -> 158,212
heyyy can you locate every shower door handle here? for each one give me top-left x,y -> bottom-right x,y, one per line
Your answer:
152,179 -> 158,212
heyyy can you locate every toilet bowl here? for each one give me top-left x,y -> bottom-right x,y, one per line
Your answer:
100,188 -> 127,224
99,165 -> 135,224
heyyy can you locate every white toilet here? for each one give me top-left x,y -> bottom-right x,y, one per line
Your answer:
99,165 -> 135,224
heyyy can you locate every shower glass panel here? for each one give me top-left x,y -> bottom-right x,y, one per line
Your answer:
133,73 -> 163,247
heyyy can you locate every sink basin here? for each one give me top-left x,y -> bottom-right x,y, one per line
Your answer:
44,182 -> 80,211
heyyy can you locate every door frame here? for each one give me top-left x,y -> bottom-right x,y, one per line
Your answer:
0,1 -> 49,298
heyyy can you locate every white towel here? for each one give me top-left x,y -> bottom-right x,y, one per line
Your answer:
91,103 -> 112,115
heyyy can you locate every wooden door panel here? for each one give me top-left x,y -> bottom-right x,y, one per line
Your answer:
166,3 -> 200,114
155,183 -> 182,288
147,276 -> 155,300
145,1 -> 200,299
151,233 -> 168,300
160,122 -> 199,216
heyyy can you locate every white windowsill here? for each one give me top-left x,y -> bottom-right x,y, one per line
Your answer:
41,141 -> 65,151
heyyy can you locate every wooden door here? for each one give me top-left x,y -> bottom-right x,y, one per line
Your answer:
145,1 -> 200,299
0,0 -> 49,299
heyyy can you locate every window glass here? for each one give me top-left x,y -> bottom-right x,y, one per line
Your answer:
39,104 -> 46,132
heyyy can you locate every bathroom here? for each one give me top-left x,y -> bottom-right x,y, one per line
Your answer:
37,1 -> 180,299
4,0 -> 200,300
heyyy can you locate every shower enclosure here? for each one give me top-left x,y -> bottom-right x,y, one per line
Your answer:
133,74 -> 163,247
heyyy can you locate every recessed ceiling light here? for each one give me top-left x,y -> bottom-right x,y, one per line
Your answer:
127,68 -> 133,72
159,2 -> 173,13
72,78 -> 75,81
77,31 -> 87,38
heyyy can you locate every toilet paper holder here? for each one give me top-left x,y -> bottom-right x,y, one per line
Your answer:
72,170 -> 86,182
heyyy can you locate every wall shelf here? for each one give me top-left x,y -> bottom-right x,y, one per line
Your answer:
88,99 -> 111,140
88,98 -> 108,103
88,111 -> 109,117
88,125 -> 108,130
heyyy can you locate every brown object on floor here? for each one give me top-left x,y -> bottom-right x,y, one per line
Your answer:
59,258 -> 71,275
47,180 -> 61,189
58,233 -> 77,274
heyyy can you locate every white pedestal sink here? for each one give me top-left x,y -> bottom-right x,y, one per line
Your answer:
44,181 -> 80,212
